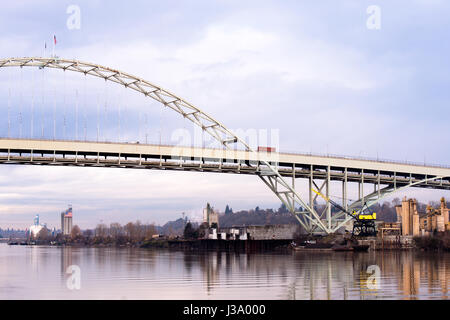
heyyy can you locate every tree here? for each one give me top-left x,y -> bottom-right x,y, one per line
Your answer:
278,203 -> 288,214
225,205 -> 233,215
37,228 -> 49,241
109,223 -> 122,239
134,220 -> 144,241
95,223 -> 108,238
183,222 -> 198,239
124,222 -> 135,241
71,225 -> 82,239
145,223 -> 157,239
83,229 -> 93,238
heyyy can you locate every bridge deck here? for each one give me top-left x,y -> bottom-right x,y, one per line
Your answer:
1,138 -> 449,190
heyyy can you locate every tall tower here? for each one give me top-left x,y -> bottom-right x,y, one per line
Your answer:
61,205 -> 73,235
203,203 -> 219,229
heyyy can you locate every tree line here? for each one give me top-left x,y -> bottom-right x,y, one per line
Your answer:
33,220 -> 159,246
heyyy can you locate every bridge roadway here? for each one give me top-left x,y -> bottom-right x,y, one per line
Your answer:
1,138 -> 450,190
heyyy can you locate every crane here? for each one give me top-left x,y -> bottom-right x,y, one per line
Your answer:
311,188 -> 377,237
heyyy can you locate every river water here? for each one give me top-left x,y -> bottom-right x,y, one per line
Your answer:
0,243 -> 448,300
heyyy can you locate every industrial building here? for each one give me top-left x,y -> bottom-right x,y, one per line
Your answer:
202,203 -> 298,241
203,203 -> 219,229
61,206 -> 73,236
420,198 -> 450,233
393,197 -> 450,236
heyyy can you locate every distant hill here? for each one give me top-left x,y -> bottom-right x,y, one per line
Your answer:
219,209 -> 297,227
158,218 -> 198,236
156,199 -> 439,235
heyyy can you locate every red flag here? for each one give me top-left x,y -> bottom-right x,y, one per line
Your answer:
54,35 -> 57,45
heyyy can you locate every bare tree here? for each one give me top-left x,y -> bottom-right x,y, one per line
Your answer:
37,228 -> 49,240
83,229 -> 93,238
110,222 -> 122,238
124,222 -> 134,241
135,220 -> 143,240
145,223 -> 157,239
95,223 -> 108,238
71,225 -> 82,239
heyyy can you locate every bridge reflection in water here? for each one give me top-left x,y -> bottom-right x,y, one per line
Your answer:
2,244 -> 447,299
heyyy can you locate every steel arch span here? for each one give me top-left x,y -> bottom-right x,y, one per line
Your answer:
0,57 -> 443,235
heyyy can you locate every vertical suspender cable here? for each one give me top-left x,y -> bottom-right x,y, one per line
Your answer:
123,92 -> 127,143
83,74 -> 87,141
75,89 -> 78,140
7,90 -> 11,138
138,111 -> 141,143
53,85 -> 56,140
183,110 -> 187,147
118,85 -> 122,142
145,113 -> 148,144
31,67 -> 35,138
41,64 -> 45,138
159,103 -> 163,145
7,69 -> 11,138
63,71 -> 67,139
19,68 -> 23,138
104,79 -> 108,142
97,93 -> 100,142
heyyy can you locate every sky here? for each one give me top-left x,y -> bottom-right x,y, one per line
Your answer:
0,0 -> 450,229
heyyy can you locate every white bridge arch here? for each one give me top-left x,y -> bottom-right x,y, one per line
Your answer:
0,57 -> 448,234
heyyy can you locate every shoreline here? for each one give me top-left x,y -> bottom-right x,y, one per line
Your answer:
5,239 -> 449,253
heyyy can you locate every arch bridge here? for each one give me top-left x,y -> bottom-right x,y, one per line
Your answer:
1,57 -> 449,234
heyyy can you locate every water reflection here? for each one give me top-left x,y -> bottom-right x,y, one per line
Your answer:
0,244 -> 448,300
185,251 -> 449,300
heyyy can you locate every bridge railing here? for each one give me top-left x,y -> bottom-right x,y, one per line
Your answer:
281,149 -> 450,169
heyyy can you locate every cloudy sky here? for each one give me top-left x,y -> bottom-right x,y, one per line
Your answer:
0,0 -> 450,229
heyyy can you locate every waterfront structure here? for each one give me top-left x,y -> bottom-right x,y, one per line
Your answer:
219,225 -> 298,241
3,57 -> 450,235
61,206 -> 73,236
203,203 -> 219,229
395,198 -> 420,236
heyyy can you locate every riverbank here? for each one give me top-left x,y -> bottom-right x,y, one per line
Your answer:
9,231 -> 450,252
413,232 -> 450,251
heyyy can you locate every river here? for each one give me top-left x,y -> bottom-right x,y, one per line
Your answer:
0,244 -> 448,300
